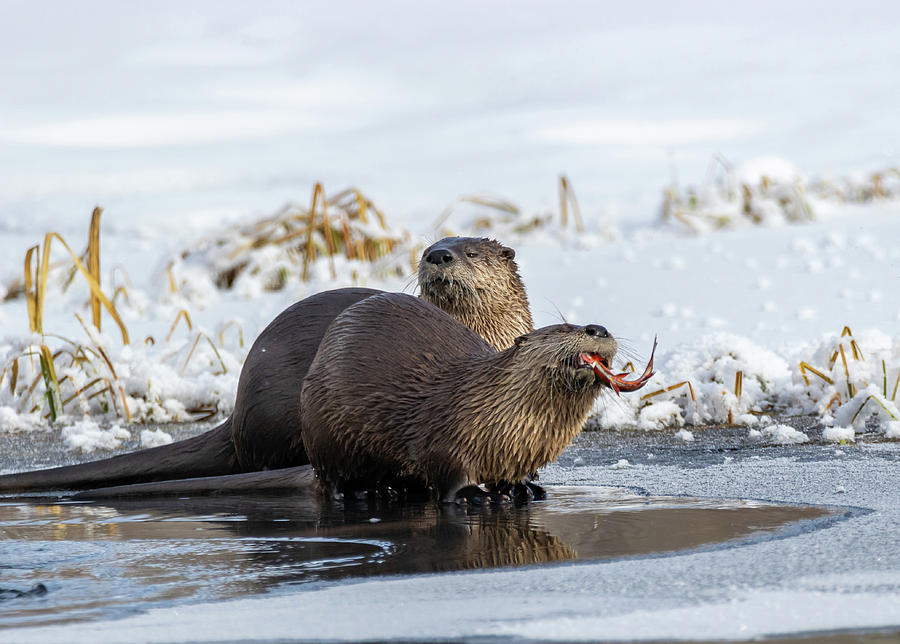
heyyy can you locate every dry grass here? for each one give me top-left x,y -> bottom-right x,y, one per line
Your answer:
4,189 -> 397,425
434,174 -> 603,239
0,208 -> 241,425
663,157 -> 900,234
179,182 -> 413,292
797,326 -> 898,426
1,208 -> 131,421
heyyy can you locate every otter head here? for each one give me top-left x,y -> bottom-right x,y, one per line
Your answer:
513,324 -> 656,395
418,237 -> 532,350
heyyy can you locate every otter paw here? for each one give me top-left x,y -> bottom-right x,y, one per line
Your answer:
455,485 -> 508,505
378,486 -> 400,501
487,481 -> 546,504
524,481 -> 547,501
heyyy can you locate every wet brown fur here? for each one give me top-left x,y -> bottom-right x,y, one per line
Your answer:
418,237 -> 533,351
300,293 -> 616,501
0,237 -> 532,493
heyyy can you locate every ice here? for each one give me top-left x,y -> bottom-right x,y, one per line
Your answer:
6,447 -> 900,643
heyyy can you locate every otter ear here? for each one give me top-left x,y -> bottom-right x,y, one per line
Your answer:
500,247 -> 515,260
514,334 -> 529,346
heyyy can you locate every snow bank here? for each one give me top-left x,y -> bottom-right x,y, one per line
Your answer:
2,161 -> 899,451
590,325 -> 900,439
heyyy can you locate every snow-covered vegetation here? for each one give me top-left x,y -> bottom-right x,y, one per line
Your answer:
1,161 -> 898,448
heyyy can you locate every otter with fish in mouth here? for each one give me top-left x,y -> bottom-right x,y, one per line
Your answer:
301,293 -> 655,503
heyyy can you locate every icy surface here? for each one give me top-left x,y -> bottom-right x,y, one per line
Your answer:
4,438 -> 900,643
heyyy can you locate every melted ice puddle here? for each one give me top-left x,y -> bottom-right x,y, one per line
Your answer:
0,486 -> 840,628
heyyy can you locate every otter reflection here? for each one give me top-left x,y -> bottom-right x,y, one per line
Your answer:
2,488 -> 840,628
3,488 -> 834,600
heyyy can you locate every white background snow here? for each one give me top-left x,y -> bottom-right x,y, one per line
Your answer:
1,0 -> 900,639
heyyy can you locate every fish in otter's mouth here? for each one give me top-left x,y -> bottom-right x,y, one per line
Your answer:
578,337 -> 657,395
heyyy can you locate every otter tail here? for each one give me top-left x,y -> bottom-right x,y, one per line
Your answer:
71,465 -> 316,498
0,420 -> 238,493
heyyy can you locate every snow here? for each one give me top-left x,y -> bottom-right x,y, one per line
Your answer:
748,424 -> 809,445
887,422 -> 900,439
140,428 -> 173,448
0,2 -> 897,444
1,1 -> 900,639
823,426 -> 856,443
60,420 -> 131,453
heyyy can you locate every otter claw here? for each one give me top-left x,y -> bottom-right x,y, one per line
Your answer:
486,480 -> 546,504
455,485 -> 507,505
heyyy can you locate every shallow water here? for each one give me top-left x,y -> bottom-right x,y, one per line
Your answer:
0,485 -> 838,629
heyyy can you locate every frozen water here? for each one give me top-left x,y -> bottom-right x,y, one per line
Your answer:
1,1 -> 900,639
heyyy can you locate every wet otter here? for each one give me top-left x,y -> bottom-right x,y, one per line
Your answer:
0,237 -> 533,493
417,237 -> 532,351
300,293 -> 647,502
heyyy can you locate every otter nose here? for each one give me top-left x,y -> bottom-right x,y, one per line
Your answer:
584,325 -> 610,338
425,249 -> 454,265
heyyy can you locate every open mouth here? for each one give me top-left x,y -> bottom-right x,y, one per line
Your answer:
579,337 -> 657,395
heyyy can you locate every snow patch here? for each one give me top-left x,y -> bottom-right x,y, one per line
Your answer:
61,420 -> 131,453
140,428 -> 174,448
0,406 -> 38,433
748,424 -> 809,445
823,426 -> 856,443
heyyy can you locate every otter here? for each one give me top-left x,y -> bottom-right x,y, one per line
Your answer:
300,293 -> 654,502
0,237 -> 533,493
417,237 -> 532,351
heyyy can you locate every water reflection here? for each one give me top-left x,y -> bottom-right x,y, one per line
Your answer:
0,487 -> 837,628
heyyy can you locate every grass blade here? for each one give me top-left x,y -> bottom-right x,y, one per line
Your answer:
38,345 -> 62,421
88,207 -> 102,332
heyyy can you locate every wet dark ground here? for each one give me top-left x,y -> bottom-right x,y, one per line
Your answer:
0,418 -> 897,641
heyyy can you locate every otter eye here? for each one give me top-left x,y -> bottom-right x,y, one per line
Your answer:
465,252 -> 478,258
